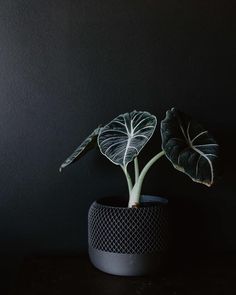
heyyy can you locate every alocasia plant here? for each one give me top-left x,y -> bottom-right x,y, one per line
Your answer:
60,108 -> 219,208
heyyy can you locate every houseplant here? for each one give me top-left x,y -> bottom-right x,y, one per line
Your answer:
60,108 -> 219,276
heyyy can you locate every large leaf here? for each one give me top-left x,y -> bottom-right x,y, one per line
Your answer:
98,111 -> 157,167
161,108 -> 219,186
59,125 -> 102,172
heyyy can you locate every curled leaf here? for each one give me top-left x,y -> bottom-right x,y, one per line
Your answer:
59,125 -> 102,172
161,108 -> 219,186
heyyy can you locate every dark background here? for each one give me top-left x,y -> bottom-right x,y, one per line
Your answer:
0,0 -> 235,262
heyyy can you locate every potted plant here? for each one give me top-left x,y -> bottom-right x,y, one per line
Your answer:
59,108 -> 219,276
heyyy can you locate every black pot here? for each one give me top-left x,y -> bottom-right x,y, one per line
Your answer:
88,195 -> 169,276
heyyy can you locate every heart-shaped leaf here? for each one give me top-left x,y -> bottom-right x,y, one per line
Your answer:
161,108 -> 219,186
59,125 -> 102,172
98,111 -> 157,168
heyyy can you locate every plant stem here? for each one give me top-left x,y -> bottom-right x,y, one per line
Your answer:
134,157 -> 139,183
138,150 -> 165,186
128,150 -> 165,208
122,166 -> 133,195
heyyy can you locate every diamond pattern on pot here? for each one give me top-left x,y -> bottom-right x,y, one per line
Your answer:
88,201 -> 168,254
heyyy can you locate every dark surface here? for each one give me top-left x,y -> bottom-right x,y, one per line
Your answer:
5,253 -> 236,295
0,0 -> 236,255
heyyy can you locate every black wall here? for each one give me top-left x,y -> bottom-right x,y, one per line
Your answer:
0,0 -> 235,256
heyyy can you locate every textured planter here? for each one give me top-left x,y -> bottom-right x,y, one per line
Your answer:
88,195 -> 169,276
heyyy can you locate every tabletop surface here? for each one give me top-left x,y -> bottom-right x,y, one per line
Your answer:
4,253 -> 236,295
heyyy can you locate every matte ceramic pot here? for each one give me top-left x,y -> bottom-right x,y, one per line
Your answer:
88,195 -> 169,276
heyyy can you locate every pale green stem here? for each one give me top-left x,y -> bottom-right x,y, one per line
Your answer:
128,150 -> 165,207
134,157 -> 139,183
138,150 -> 165,186
121,166 -> 133,195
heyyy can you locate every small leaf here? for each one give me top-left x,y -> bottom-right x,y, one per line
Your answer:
59,125 -> 102,172
98,111 -> 157,167
161,108 -> 219,186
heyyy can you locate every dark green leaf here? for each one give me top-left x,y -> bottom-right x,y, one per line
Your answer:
59,125 -> 102,172
161,108 -> 219,186
98,111 -> 157,168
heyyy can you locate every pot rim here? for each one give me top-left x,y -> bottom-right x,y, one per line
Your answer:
93,195 -> 168,210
